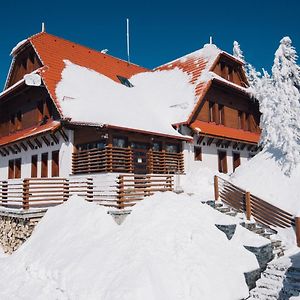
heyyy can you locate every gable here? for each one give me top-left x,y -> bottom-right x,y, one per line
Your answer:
212,54 -> 248,87
6,44 -> 42,89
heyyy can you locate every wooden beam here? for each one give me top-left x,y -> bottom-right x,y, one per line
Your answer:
34,138 -> 42,148
215,139 -> 222,148
2,147 -> 9,155
0,149 -> 6,156
207,138 -> 214,146
240,143 -> 246,150
50,133 -> 59,144
58,129 -> 68,142
225,141 -> 231,148
42,136 -> 50,146
14,144 -> 21,153
247,145 -> 254,151
196,135 -> 204,145
20,142 -> 28,151
8,146 -> 16,154
27,140 -> 34,150
232,142 -> 238,149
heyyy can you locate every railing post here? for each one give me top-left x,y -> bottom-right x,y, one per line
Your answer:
118,175 -> 124,209
86,177 -> 93,202
245,191 -> 251,221
167,175 -> 173,191
1,181 -> 8,207
214,175 -> 219,201
296,217 -> 300,247
22,178 -> 30,210
63,179 -> 70,202
107,146 -> 113,172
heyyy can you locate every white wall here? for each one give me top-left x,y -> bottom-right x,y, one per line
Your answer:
0,130 -> 74,180
183,135 -> 257,174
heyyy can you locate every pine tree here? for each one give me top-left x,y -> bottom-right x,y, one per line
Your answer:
259,36 -> 300,175
233,41 -> 244,62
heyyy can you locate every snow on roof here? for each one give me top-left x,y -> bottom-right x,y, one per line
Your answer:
10,39 -> 28,56
56,60 -> 196,138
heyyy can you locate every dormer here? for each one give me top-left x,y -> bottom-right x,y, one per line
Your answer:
5,42 -> 43,89
212,53 -> 248,87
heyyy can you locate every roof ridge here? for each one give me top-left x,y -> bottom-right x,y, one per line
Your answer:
29,32 -> 149,70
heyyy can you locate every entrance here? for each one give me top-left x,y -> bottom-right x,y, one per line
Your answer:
131,142 -> 149,174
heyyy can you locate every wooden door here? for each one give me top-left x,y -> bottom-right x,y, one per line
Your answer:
218,151 -> 228,174
233,152 -> 241,171
131,142 -> 148,174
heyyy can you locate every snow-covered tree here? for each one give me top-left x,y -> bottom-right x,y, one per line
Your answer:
233,41 -> 244,62
258,36 -> 300,175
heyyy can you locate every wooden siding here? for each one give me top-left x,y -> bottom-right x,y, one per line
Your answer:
7,45 -> 42,88
194,83 -> 260,134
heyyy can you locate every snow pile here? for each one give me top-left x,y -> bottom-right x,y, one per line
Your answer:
56,60 -> 196,138
0,194 -> 261,300
231,148 -> 300,215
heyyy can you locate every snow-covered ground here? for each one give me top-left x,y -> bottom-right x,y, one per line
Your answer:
0,188 -> 268,300
231,148 -> 300,216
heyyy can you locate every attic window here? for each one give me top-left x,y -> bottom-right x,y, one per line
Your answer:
117,75 -> 133,88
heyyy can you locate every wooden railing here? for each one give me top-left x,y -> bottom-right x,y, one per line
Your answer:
117,174 -> 173,209
214,175 -> 300,246
73,146 -> 183,175
148,150 -> 184,174
0,175 -> 174,210
72,146 -> 133,174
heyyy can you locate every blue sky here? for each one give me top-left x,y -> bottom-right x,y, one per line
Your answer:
0,0 -> 299,88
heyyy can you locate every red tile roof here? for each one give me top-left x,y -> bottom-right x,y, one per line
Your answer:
28,32 -> 148,116
190,120 -> 260,144
0,121 -> 60,147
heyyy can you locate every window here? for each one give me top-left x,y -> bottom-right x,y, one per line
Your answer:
218,151 -> 228,174
166,143 -> 179,153
113,137 -> 127,148
116,75 -> 133,88
194,146 -> 202,161
152,142 -> 162,152
232,152 -> 241,171
41,153 -> 48,177
8,158 -> 22,179
51,151 -> 59,177
31,155 -> 38,178
77,140 -> 106,151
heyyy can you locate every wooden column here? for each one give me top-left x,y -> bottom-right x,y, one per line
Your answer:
22,178 -> 30,210
245,192 -> 251,221
214,175 -> 219,201
296,217 -> 300,247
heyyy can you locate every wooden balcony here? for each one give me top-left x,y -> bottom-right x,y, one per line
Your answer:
72,146 -> 184,175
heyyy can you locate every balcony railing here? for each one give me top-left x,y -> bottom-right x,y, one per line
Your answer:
72,146 -> 184,175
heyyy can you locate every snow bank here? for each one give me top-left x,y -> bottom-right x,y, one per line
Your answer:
0,193 -> 261,300
56,61 -> 196,138
231,148 -> 300,215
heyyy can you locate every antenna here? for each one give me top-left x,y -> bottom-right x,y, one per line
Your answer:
42,22 -> 45,32
209,36 -> 213,44
126,18 -> 130,63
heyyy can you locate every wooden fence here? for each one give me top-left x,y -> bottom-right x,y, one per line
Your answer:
0,175 -> 174,210
214,175 -> 300,247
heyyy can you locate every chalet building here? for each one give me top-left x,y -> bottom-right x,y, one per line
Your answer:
157,44 -> 260,174
0,32 -> 187,181
0,31 -> 260,184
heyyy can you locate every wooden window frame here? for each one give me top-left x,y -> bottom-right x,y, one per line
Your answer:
8,158 -> 22,179
41,152 -> 48,178
51,150 -> 59,177
31,155 -> 38,178
218,150 -> 228,174
194,146 -> 202,161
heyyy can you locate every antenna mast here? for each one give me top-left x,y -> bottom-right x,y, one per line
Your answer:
42,22 -> 45,32
126,18 -> 130,63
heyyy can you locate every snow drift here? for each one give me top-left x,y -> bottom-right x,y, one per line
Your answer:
231,148 -> 300,215
0,193 -> 263,300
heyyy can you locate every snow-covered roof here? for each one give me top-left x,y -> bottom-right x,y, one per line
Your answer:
56,61 -> 195,139
10,39 -> 28,56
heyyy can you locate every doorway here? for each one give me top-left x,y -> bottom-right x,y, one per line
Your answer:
131,142 -> 149,174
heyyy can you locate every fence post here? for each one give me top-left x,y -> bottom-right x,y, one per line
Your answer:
245,192 -> 251,221
214,175 -> 219,201
86,178 -> 93,202
118,175 -> 124,209
63,179 -> 70,202
22,178 -> 30,210
296,217 -> 300,247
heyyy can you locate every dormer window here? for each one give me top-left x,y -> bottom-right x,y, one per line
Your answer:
117,75 -> 133,88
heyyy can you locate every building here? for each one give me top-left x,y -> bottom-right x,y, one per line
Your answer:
0,31 -> 260,184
